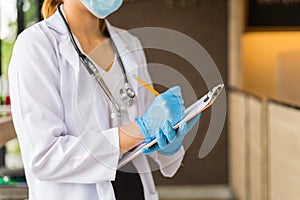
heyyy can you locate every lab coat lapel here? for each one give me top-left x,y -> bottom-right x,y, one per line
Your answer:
46,8 -> 81,74
59,38 -> 81,75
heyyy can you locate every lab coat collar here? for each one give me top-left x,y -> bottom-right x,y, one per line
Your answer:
45,5 -> 67,34
45,6 -> 130,73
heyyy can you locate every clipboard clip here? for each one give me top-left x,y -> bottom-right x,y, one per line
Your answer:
204,83 -> 224,107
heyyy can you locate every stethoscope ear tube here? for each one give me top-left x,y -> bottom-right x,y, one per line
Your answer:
57,4 -> 136,118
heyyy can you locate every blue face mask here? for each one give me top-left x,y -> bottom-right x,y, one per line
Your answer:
80,0 -> 123,19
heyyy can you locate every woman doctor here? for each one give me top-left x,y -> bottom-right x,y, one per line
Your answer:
8,0 -> 201,199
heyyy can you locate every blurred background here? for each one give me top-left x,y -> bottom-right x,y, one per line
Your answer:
0,0 -> 300,199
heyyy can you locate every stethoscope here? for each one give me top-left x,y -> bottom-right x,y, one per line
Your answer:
58,5 -> 135,118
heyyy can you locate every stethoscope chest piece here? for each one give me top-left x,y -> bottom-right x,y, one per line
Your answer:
119,87 -> 135,106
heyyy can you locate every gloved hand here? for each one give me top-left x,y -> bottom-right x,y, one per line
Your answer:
142,113 -> 202,155
136,86 -> 185,142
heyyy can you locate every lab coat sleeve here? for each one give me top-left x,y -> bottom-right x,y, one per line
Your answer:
133,38 -> 185,177
8,26 -> 120,183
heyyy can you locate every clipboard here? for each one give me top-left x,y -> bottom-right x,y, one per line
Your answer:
117,83 -> 225,169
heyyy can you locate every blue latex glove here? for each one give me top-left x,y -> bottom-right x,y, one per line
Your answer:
136,86 -> 185,141
142,113 -> 202,155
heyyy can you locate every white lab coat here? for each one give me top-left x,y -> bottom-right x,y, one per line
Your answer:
8,8 -> 185,200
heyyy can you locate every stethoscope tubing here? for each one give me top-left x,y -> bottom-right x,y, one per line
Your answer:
57,5 -> 134,117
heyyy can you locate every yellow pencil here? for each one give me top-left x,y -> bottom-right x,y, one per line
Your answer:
131,73 -> 160,96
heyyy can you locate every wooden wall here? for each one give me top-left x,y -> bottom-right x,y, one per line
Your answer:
229,91 -> 267,200
229,89 -> 300,200
268,103 -> 300,200
229,92 -> 247,200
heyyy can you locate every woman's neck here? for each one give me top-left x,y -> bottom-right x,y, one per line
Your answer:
63,1 -> 107,54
